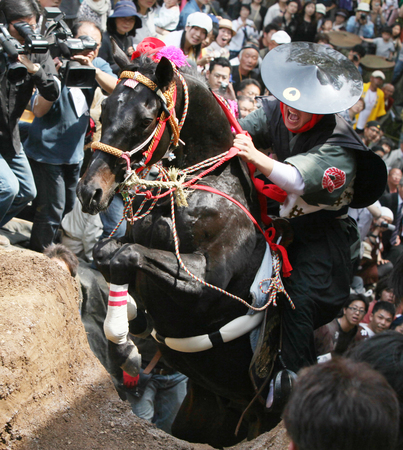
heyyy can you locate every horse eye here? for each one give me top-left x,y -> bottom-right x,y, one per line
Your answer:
141,118 -> 153,128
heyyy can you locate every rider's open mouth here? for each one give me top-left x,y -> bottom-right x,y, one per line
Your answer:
287,109 -> 299,123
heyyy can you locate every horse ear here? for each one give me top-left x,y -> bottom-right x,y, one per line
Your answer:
155,57 -> 174,92
111,37 -> 131,70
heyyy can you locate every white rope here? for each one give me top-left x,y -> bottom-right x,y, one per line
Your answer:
127,125 -> 159,157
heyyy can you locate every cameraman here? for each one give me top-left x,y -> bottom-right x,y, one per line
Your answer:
0,0 -> 59,229
24,20 -> 117,252
346,3 -> 375,38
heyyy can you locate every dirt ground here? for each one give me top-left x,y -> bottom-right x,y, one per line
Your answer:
0,247 -> 289,450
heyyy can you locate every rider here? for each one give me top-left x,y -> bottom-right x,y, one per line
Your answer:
235,42 -> 387,375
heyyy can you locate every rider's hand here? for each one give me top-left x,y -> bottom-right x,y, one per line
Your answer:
234,133 -> 260,163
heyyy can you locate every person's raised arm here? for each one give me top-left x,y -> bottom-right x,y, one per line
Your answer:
233,133 -> 305,194
71,54 -> 117,94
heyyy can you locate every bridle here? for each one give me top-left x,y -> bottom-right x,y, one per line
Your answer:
91,61 -> 189,171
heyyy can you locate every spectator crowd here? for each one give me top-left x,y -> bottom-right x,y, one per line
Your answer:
1,0 -> 403,445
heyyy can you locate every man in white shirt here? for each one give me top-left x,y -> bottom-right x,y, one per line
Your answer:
355,70 -> 386,133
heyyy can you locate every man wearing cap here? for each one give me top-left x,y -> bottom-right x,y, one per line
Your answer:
333,9 -> 347,31
204,18 -> 235,59
230,41 -> 262,93
355,71 -> 386,133
268,30 -> 291,51
346,2 -> 375,38
235,42 -> 386,375
361,120 -> 382,147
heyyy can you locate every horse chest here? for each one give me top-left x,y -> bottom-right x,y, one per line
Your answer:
131,192 -> 233,253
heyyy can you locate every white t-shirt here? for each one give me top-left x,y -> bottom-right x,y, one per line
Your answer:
154,4 -> 180,31
358,323 -> 375,338
356,89 -> 377,130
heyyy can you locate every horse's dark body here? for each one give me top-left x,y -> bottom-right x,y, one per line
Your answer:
77,51 -> 275,447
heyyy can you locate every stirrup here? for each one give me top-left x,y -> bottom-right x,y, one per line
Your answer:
265,369 -> 297,413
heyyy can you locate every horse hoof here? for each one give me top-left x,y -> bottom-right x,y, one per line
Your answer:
108,340 -> 142,378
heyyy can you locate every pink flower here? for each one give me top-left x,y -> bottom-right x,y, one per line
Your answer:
155,46 -> 191,68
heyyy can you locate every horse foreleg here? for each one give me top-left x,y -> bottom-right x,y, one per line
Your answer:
96,242 -> 208,377
93,240 -> 142,377
104,282 -> 142,377
93,237 -> 127,282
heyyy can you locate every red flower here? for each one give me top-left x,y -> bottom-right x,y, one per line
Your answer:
131,37 -> 166,61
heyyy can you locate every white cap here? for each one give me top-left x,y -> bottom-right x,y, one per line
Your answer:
186,12 -> 213,34
371,70 -> 386,80
381,206 -> 394,221
316,3 -> 326,15
271,30 -> 291,45
356,2 -> 370,12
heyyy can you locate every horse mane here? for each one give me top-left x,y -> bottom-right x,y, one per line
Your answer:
122,55 -> 208,88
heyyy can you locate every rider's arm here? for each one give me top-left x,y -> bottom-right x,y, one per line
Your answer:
234,133 -> 305,194
270,160 -> 305,195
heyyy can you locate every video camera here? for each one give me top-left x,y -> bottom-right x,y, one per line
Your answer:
0,7 -> 96,87
44,7 -> 96,89
0,20 -> 49,82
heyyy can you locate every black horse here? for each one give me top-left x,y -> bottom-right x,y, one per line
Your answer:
77,47 -> 282,447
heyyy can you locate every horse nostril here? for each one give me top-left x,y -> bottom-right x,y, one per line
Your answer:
90,188 -> 103,208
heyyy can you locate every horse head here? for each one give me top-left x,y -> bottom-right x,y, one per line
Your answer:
77,42 -> 233,214
77,44 -> 178,214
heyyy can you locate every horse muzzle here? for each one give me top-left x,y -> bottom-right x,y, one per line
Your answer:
76,178 -> 114,215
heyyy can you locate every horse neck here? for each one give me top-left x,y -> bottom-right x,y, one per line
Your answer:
174,74 -> 234,168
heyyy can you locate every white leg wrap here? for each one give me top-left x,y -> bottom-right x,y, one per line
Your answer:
127,294 -> 137,321
104,283 -> 129,345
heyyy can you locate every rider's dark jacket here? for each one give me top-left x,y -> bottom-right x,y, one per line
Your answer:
239,97 -> 387,373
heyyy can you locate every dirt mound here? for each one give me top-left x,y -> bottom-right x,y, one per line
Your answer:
0,247 -> 289,450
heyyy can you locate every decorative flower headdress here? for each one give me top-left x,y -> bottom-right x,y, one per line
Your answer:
131,37 -> 190,68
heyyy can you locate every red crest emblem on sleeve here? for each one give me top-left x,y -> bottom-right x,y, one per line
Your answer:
322,167 -> 346,193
